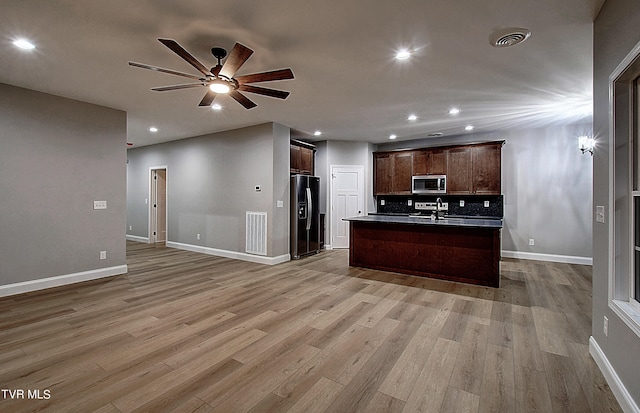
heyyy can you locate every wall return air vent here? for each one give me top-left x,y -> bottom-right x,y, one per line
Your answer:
490,27 -> 531,48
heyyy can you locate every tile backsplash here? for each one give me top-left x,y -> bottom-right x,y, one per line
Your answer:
377,195 -> 503,218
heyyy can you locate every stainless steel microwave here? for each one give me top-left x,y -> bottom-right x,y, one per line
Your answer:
412,175 -> 446,194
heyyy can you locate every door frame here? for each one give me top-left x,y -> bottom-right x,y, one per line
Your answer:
149,165 -> 168,244
329,164 -> 365,249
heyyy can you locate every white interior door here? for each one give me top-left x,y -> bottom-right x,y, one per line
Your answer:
150,168 -> 167,244
331,165 -> 364,249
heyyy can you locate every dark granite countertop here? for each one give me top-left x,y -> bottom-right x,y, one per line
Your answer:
343,214 -> 503,229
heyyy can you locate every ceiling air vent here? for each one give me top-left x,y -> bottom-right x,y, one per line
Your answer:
427,132 -> 443,137
490,27 -> 531,48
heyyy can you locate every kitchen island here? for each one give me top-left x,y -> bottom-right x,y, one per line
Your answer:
344,215 -> 502,287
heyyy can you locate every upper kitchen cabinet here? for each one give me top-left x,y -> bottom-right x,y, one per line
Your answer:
447,142 -> 502,195
446,147 -> 472,194
413,149 -> 448,175
374,151 -> 413,195
290,141 -> 315,175
471,143 -> 502,194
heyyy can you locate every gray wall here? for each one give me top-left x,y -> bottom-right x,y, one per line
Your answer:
126,123 -> 290,258
0,83 -> 127,286
377,123 -> 593,260
593,0 -> 640,407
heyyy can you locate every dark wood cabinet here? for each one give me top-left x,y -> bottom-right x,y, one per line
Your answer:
374,141 -> 502,196
290,143 -> 314,175
447,142 -> 502,195
446,147 -> 473,194
472,143 -> 501,194
374,152 -> 413,195
413,149 -> 448,175
392,152 -> 413,194
374,153 -> 392,195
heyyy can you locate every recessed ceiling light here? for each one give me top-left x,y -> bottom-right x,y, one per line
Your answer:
13,38 -> 35,50
211,103 -> 222,111
149,127 -> 158,133
407,114 -> 417,121
313,130 -> 322,136
389,134 -> 397,140
395,49 -> 411,60
448,108 -> 460,115
465,125 -> 474,131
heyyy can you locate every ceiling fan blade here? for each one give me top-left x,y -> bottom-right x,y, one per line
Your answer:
129,62 -> 203,81
235,69 -> 294,85
198,90 -> 217,107
158,38 -> 211,77
229,89 -> 257,109
151,84 -> 203,92
238,84 -> 290,99
219,43 -> 254,79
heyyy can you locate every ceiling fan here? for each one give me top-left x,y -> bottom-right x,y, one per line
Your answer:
129,38 -> 294,109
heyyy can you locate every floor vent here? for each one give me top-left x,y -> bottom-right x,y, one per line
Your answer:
246,211 -> 267,256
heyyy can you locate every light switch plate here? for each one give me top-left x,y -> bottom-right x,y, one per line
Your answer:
93,200 -> 107,210
596,206 -> 605,223
276,200 -> 284,208
459,200 -> 465,207
381,199 -> 386,206
408,200 -> 413,206
484,200 -> 490,207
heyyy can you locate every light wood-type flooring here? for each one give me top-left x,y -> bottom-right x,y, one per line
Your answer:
0,241 -> 623,412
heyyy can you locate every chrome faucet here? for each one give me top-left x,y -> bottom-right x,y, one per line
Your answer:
435,197 -> 443,220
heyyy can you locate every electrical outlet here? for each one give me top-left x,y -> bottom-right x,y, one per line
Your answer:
93,200 -> 107,210
197,233 -> 201,240
529,238 -> 535,246
408,199 -> 413,206
99,251 -> 107,260
459,200 -> 465,207
604,316 -> 608,336
129,225 -> 132,231
380,199 -> 385,206
484,200 -> 490,207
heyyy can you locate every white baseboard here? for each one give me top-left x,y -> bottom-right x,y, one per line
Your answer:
501,250 -> 592,265
0,265 -> 127,298
590,336 -> 640,413
166,241 -> 290,265
126,235 -> 149,243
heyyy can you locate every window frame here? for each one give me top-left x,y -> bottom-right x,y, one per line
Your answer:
609,39 -> 640,338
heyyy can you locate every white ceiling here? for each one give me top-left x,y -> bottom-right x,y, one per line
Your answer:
0,0 -> 604,147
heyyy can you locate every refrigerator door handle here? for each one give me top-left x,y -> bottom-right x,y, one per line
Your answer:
306,187 -> 312,231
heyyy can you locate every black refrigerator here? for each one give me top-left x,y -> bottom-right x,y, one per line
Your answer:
291,174 -> 321,259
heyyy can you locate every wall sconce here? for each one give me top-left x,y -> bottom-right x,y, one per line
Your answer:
578,135 -> 595,155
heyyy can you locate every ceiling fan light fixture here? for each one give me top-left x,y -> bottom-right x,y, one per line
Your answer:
209,80 -> 230,94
